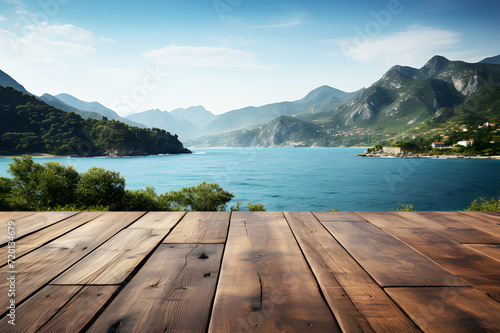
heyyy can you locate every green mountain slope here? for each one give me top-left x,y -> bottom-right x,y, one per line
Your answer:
0,87 -> 190,156
310,56 -> 500,132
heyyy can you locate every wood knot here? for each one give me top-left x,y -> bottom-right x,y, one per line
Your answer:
199,253 -> 209,259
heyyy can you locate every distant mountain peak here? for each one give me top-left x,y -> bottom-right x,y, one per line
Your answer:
0,69 -> 31,95
479,55 -> 500,65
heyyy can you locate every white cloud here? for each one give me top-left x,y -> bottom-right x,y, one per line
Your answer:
99,36 -> 116,43
253,17 -> 302,29
1,0 -> 23,5
0,15 -> 6,22
142,44 -> 274,69
0,23 -> 97,61
336,25 -> 460,67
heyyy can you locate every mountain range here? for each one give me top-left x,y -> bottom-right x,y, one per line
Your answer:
186,55 -> 500,147
1,54 -> 500,149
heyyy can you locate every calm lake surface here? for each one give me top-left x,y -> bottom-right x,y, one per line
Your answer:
1,148 -> 498,211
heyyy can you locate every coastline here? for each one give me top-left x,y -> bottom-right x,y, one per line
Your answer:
359,153 -> 500,159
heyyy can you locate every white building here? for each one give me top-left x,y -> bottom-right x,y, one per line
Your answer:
457,140 -> 474,147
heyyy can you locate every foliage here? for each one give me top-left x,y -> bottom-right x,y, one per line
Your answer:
77,167 -> 126,210
0,86 -> 188,156
393,203 -> 414,212
0,156 -> 238,211
247,202 -> 266,211
163,182 -> 235,211
466,196 -> 500,211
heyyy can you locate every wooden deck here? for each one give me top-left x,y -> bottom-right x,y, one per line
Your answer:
1,211 -> 500,332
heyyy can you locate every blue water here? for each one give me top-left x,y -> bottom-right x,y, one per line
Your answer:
0,148 -> 498,211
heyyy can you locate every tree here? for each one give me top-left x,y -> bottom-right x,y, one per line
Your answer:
77,167 -> 126,209
0,177 -> 13,210
163,182 -> 234,211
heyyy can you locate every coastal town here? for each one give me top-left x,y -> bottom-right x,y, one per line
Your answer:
360,122 -> 500,158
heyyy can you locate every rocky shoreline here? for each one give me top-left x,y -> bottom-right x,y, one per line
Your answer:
359,152 -> 500,159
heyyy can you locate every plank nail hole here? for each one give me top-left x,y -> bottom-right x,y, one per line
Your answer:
204,273 -> 211,277
255,324 -> 260,328
199,253 -> 209,259
308,323 -> 313,327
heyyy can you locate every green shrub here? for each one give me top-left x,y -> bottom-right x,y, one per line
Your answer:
393,203 -> 414,211
162,182 -> 234,211
247,202 -> 266,211
466,196 -> 500,211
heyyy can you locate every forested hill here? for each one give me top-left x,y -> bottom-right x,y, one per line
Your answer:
0,87 -> 191,156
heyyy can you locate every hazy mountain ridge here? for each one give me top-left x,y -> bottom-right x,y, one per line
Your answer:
196,86 -> 361,136
127,108 -> 199,139
0,69 -> 30,95
169,106 -> 217,128
186,115 -> 322,147
56,93 -> 146,128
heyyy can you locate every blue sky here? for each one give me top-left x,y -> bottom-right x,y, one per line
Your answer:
0,0 -> 499,115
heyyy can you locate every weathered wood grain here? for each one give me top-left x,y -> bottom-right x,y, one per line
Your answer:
386,287 -> 500,332
313,211 -> 367,222
0,211 -> 145,316
377,226 -> 500,295
52,228 -> 167,285
128,211 -> 185,229
87,244 -> 224,333
8,211 -> 104,259
0,211 -> 77,246
464,244 -> 500,262
396,212 -> 500,243
209,212 -> 340,332
164,211 -> 230,244
322,221 -> 467,287
0,285 -> 82,333
427,211 -> 500,240
285,212 -> 419,333
38,286 -> 118,333
460,211 -> 500,225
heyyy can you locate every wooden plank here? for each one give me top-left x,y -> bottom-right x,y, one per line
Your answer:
356,211 -> 414,229
313,211 -> 367,222
0,211 -> 145,316
428,211 -> 500,241
53,228 -> 167,285
377,226 -> 500,295
0,285 -> 82,333
359,211 -> 500,244
1,212 -> 60,246
164,211 -> 230,244
209,212 -> 340,332
386,287 -> 500,332
1,212 -> 80,245
8,211 -> 104,259
460,211 -> 500,226
284,212 -> 419,333
87,244 -> 224,333
396,212 -> 500,243
464,244 -> 500,262
322,221 -> 467,287
128,211 -> 185,229
38,286 -> 118,333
